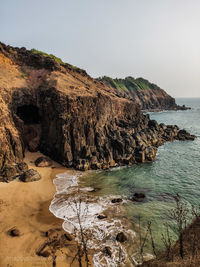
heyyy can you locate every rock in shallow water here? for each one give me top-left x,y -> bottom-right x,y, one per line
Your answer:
103,246 -> 112,257
177,129 -> 196,141
111,198 -> 123,203
116,232 -> 127,243
19,169 -> 41,182
131,192 -> 146,202
97,214 -> 107,220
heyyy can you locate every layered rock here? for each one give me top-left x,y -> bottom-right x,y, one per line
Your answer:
98,76 -> 189,111
0,42 -> 196,182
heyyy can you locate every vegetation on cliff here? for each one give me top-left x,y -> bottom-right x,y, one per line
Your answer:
99,76 -> 189,110
99,76 -> 160,92
30,48 -> 84,72
30,48 -> 64,64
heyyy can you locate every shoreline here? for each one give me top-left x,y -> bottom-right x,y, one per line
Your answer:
142,107 -> 191,113
0,151 -> 87,267
50,168 -> 143,267
0,150 -> 154,267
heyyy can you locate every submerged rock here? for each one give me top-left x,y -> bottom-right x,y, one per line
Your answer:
19,169 -> 41,182
131,192 -> 146,202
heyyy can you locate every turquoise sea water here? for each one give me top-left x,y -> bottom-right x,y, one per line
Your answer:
81,98 -> 200,251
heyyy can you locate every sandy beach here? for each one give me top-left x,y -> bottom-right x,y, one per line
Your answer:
0,151 -> 90,267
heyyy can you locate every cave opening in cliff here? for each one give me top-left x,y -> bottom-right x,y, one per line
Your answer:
16,105 -> 42,152
16,105 -> 40,125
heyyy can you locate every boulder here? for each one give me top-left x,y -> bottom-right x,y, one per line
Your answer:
17,162 -> 28,172
38,251 -> 50,258
116,232 -> 127,242
19,169 -> 41,182
45,228 -> 56,237
62,233 -> 72,241
0,163 -> 29,182
9,228 -> 20,237
35,157 -> 52,167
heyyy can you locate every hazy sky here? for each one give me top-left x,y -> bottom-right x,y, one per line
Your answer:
1,0 -> 200,97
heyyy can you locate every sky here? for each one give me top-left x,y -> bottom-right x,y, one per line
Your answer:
1,0 -> 200,97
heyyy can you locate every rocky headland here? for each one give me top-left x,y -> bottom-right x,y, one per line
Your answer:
0,42 -> 196,183
98,76 -> 190,111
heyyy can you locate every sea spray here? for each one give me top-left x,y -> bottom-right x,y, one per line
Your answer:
49,172 -> 136,266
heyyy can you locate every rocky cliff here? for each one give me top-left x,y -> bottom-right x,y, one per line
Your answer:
0,43 -> 196,182
98,76 -> 189,111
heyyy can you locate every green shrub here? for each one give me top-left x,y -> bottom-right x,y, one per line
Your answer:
30,48 -> 86,74
99,76 -> 160,92
30,48 -> 64,64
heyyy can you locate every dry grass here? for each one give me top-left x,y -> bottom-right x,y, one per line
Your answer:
143,217 -> 200,266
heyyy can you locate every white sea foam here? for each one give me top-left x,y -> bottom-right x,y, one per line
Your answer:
49,172 -> 136,266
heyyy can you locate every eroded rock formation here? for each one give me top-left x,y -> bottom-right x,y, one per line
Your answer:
0,42 -> 196,182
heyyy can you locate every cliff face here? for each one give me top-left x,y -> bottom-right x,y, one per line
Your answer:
98,76 -> 188,111
0,43 -> 195,181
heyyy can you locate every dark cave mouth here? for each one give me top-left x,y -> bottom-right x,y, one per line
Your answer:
15,105 -> 42,152
16,105 -> 41,125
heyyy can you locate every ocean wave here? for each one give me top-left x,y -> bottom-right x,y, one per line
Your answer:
49,172 -> 136,266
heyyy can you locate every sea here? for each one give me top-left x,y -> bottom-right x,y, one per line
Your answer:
50,98 -> 200,266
